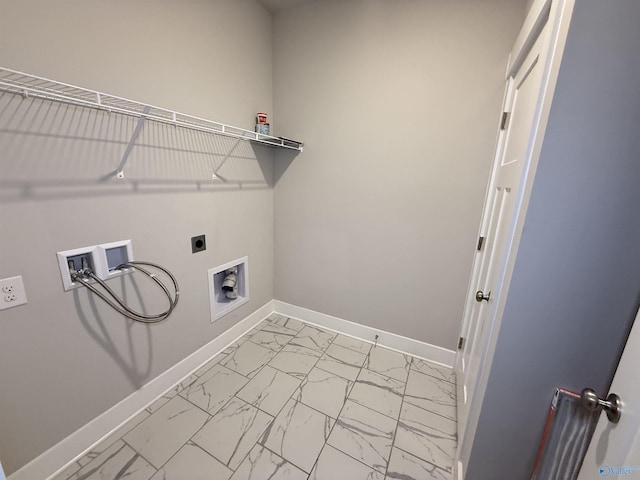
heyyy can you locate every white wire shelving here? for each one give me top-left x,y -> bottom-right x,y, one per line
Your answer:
0,67 -> 303,178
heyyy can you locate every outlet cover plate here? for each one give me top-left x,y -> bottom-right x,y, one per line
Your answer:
191,235 -> 207,253
0,275 -> 27,310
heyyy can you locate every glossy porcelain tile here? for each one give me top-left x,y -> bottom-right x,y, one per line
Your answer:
146,374 -> 199,414
221,340 -> 277,378
267,314 -> 305,333
316,343 -> 367,381
364,346 -> 412,383
348,368 -> 405,419
222,339 -> 248,355
193,353 -> 227,377
149,442 -> 232,480
309,444 -> 384,480
251,331 -> 293,352
394,402 -> 457,473
386,447 -> 452,480
55,315 -> 459,480
52,462 -> 82,480
411,358 -> 455,384
192,397 -> 273,470
236,365 -> 301,416
331,334 -> 373,355
327,400 -> 396,473
123,395 -> 209,469
260,398 -> 334,473
229,444 -> 307,480
294,367 -> 353,418
67,440 -> 156,480
259,321 -> 304,337
75,409 -> 150,468
249,325 -> 296,352
289,325 -> 336,352
179,364 -> 249,414
404,370 -> 456,421
269,344 -> 322,378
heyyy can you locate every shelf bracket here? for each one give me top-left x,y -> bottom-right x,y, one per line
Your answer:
212,138 -> 242,181
116,106 -> 151,179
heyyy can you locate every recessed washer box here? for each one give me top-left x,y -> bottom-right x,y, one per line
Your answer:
208,256 -> 249,322
56,246 -> 99,291
57,240 -> 134,291
95,240 -> 134,280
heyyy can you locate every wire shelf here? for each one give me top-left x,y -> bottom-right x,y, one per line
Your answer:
0,67 -> 303,176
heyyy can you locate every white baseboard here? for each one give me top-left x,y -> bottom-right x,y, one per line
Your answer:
9,301 -> 273,480
11,299 -> 455,480
273,301 -> 456,368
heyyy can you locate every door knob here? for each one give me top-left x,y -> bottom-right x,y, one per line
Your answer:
580,388 -> 622,423
475,290 -> 491,303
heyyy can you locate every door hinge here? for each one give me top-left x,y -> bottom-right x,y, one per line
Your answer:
477,236 -> 485,251
500,111 -> 511,130
458,337 -> 465,350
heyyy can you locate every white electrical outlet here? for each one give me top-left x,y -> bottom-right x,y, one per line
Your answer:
0,275 -> 27,311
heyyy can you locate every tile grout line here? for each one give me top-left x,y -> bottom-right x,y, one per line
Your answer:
273,321 -> 351,477
148,348 -> 257,477
389,360 -> 457,477
383,351 -> 413,479
314,343 -> 409,477
123,394 -> 218,477
198,316 -> 335,478
258,442 -> 311,476
404,362 -> 459,424
61,316 -> 280,479
68,315 -> 456,479
410,363 -> 456,385
120,437 -> 160,478
225,315 -> 306,475
303,351 -> 367,477
392,444 -> 455,478
229,316 -> 340,477
244,321 -> 410,478
252,321 -> 326,476
402,398 -> 458,424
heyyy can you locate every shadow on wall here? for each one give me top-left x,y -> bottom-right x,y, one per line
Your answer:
273,147 -> 297,184
73,274 -> 157,389
0,91 -> 297,202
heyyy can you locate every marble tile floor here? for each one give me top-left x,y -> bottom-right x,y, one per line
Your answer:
53,314 -> 457,480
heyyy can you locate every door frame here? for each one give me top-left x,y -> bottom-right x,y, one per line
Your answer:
454,0 -> 576,476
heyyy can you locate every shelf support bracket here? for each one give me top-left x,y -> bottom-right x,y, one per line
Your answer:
212,138 -> 242,181
116,106 -> 151,179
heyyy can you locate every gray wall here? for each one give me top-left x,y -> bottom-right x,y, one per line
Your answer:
466,1 -> 640,478
0,0 -> 274,474
525,0 -> 537,16
272,0 -> 527,349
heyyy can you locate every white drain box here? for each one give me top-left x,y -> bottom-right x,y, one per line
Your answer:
208,256 -> 249,322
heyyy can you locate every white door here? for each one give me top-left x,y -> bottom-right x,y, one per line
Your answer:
577,308 -> 640,480
456,4 -> 553,447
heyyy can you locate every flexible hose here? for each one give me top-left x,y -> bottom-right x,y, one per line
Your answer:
71,261 -> 179,323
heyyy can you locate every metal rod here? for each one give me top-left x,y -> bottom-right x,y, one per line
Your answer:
116,105 -> 150,179
213,138 -> 242,180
